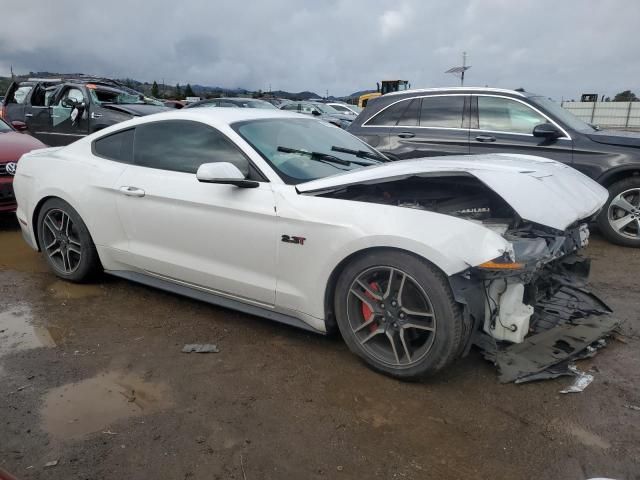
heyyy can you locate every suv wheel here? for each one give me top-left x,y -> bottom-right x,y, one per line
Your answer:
598,177 -> 640,247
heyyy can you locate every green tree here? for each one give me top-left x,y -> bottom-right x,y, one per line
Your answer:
175,83 -> 182,99
613,90 -> 638,102
151,81 -> 159,98
184,83 -> 195,97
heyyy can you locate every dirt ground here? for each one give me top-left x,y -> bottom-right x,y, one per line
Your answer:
0,216 -> 638,480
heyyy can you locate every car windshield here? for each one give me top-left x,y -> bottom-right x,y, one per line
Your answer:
89,87 -> 161,106
233,118 -> 384,184
313,104 -> 339,114
329,104 -> 352,113
0,118 -> 11,133
232,100 -> 277,109
529,95 -> 596,132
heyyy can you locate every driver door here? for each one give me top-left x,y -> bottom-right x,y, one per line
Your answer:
50,86 -> 90,145
116,119 -> 278,306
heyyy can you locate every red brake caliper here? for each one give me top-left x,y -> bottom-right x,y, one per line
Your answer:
361,282 -> 380,333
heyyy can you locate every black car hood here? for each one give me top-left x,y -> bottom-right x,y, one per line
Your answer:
586,129 -> 640,148
102,104 -> 169,116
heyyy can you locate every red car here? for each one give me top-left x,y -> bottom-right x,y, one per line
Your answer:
0,118 -> 46,212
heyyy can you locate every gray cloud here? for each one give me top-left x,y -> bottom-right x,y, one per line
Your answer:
0,0 -> 638,99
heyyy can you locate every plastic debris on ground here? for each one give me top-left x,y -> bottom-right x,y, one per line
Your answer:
559,365 -> 594,394
181,344 -> 220,353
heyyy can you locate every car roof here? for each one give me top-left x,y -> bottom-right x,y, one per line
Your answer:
384,87 -> 529,98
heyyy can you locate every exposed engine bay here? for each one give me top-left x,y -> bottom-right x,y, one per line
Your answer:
321,175 -> 619,382
319,175 -> 516,224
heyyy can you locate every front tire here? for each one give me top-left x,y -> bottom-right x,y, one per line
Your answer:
334,250 -> 464,380
36,198 -> 101,282
597,177 -> 640,247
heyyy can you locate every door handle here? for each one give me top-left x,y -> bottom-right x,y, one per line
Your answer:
91,112 -> 102,119
25,113 -> 33,117
475,135 -> 496,143
119,186 -> 145,197
397,132 -> 415,139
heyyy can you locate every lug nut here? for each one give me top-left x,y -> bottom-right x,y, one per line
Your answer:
380,303 -> 385,309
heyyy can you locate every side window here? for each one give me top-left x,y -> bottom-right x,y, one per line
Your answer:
133,120 -> 250,176
367,100 -> 411,126
93,129 -> 134,163
420,96 -> 464,128
397,98 -> 421,126
477,96 -> 546,134
58,88 -> 85,107
10,85 -> 33,104
281,104 -> 299,111
30,85 -> 47,107
300,103 -> 315,113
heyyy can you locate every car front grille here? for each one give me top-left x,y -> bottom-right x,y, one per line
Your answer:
0,182 -> 14,201
0,164 -> 6,175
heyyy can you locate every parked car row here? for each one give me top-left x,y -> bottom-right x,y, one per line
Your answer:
347,87 -> 640,247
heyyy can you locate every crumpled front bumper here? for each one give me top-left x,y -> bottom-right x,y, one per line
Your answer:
475,283 -> 617,382
452,253 -> 619,383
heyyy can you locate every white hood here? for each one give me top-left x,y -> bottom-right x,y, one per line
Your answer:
297,154 -> 608,231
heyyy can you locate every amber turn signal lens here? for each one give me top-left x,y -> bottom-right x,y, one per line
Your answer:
477,260 -> 524,270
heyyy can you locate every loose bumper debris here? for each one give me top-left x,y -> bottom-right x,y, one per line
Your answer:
181,344 -> 220,353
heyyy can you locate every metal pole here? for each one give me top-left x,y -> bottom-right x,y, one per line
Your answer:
461,52 -> 467,87
625,101 -> 633,129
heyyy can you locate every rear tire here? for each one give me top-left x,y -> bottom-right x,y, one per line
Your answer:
36,198 -> 101,282
334,250 -> 464,380
597,177 -> 640,248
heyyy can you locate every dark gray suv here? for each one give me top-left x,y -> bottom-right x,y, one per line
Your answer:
348,87 -> 640,247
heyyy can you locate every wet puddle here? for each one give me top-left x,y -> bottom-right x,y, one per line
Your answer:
41,371 -> 172,440
0,305 -> 55,357
47,280 -> 104,300
0,230 -> 48,273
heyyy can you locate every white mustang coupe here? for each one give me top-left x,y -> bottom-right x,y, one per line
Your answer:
14,109 -> 618,382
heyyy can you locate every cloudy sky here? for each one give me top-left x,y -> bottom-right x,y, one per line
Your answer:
1,0 -> 638,99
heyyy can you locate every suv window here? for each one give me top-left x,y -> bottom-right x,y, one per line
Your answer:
9,85 -> 33,104
477,96 -> 546,134
397,98 -> 421,126
366,99 -> 409,126
58,88 -> 85,106
133,120 -> 250,176
93,129 -> 134,163
420,96 -> 464,128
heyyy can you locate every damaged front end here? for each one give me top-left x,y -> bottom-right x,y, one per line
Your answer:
453,222 -> 617,383
314,173 -> 617,382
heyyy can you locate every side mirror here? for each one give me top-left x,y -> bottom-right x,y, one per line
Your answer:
11,120 -> 28,132
311,110 -> 321,116
533,122 -> 562,139
196,162 -> 259,188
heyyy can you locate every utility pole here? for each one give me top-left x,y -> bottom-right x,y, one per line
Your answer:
445,52 -> 471,87
461,52 -> 467,87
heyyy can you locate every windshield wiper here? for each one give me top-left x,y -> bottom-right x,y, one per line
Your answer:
330,146 -> 389,163
277,146 -> 353,166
